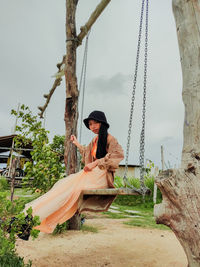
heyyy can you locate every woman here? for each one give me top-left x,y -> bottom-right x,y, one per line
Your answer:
23,111 -> 124,235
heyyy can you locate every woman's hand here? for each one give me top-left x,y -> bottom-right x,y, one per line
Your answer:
70,135 -> 79,147
84,161 -> 98,172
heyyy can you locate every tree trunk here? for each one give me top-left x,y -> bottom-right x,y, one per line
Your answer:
154,1 -> 200,266
64,0 -> 111,175
64,0 -> 79,175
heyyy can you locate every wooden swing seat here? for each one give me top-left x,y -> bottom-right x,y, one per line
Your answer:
78,188 -> 141,214
68,188 -> 142,229
82,188 -> 141,196
70,188 -> 149,230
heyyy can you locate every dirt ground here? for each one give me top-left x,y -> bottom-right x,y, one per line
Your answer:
16,216 -> 187,267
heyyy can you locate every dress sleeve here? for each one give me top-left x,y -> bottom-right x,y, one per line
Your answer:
78,144 -> 87,158
78,144 -> 88,164
97,136 -> 124,172
78,140 -> 93,165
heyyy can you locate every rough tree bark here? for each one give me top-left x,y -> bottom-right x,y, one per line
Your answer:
154,1 -> 200,266
64,0 -> 111,175
64,0 -> 79,175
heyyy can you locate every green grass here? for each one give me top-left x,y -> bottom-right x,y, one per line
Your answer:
123,215 -> 169,230
3,187 -> 38,197
114,194 -> 161,208
81,224 -> 99,233
102,211 -> 128,219
14,188 -> 33,195
2,187 -> 40,206
104,203 -> 169,231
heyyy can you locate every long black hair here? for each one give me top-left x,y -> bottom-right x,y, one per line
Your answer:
96,123 -> 108,159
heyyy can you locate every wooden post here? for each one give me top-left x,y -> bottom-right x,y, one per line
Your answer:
153,146 -> 164,204
10,158 -> 17,202
154,1 -> 200,266
153,166 -> 159,204
8,103 -> 20,177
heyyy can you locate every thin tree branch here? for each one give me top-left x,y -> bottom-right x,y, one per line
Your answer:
77,0 -> 111,46
38,55 -> 66,118
38,0 -> 111,119
53,0 -> 111,79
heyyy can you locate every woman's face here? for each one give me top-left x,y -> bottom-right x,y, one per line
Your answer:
88,120 -> 101,134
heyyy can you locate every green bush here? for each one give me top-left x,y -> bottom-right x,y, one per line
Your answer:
114,176 -> 125,188
11,105 -> 65,193
128,177 -> 141,188
0,190 -> 40,266
0,228 -> 32,267
114,176 -> 141,189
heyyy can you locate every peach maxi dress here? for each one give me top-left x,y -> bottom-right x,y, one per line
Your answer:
23,138 -> 109,234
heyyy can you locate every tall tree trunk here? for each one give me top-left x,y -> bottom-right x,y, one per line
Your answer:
64,0 -> 79,175
154,1 -> 200,266
64,0 -> 111,229
64,0 -> 111,175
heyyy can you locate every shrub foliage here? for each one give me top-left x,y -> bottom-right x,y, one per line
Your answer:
0,187 -> 40,266
11,105 -> 65,193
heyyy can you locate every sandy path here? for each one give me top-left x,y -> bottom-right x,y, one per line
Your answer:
16,218 -> 187,267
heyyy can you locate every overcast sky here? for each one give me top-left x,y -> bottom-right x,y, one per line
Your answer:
0,0 -> 183,169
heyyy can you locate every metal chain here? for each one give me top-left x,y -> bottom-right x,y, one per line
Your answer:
124,0 -> 149,197
77,31 -> 90,170
78,32 -> 90,144
123,0 -> 146,183
139,0 -> 149,195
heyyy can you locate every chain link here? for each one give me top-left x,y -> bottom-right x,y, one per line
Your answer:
124,0 -> 146,182
139,0 -> 149,195
78,32 -> 90,144
124,0 -> 149,196
77,31 -> 90,170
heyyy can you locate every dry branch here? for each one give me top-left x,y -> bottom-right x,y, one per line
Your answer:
38,55 -> 66,118
76,0 -> 111,45
38,0 -> 111,119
